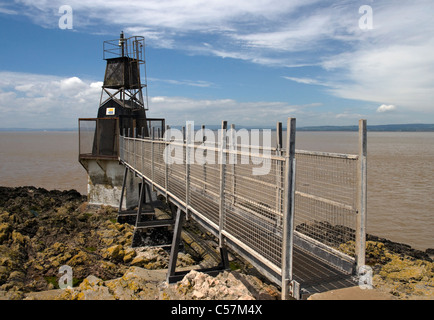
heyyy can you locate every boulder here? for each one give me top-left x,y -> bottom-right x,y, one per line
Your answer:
102,244 -> 125,262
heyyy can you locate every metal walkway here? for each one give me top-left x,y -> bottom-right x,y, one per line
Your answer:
292,246 -> 356,298
116,118 -> 367,299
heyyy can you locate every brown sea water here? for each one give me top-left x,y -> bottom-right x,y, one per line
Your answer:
295,131 -> 434,252
0,130 -> 433,251
0,131 -> 88,195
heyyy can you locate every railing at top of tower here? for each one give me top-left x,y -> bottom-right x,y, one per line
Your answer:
103,35 -> 146,63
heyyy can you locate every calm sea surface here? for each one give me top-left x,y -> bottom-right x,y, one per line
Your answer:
0,130 -> 433,251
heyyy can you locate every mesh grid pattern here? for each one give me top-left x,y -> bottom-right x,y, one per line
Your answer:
119,134 -> 361,271
294,152 -> 358,247
223,150 -> 285,267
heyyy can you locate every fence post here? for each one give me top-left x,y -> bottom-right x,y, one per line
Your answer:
141,133 -> 144,176
151,127 -> 155,186
281,117 -> 297,300
134,127 -> 137,171
356,119 -> 367,270
202,124 -> 207,191
165,125 -> 170,199
218,120 -> 228,247
276,122 -> 283,221
230,124 -> 236,205
186,122 -> 193,215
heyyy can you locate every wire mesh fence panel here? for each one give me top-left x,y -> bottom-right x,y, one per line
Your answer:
153,141 -> 166,188
133,140 -> 141,173
295,152 -> 358,207
79,119 -> 96,156
167,143 -> 186,203
222,149 -> 285,269
143,140 -> 152,178
79,118 -> 119,158
189,143 -> 220,226
123,137 -> 132,164
294,151 -> 358,252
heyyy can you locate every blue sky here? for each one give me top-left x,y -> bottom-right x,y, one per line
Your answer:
0,0 -> 433,128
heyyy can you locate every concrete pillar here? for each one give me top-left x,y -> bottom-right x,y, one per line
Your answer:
82,159 -> 140,209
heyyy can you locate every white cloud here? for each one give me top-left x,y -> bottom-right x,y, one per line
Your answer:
377,104 -> 396,113
59,76 -> 86,91
0,72 -> 100,128
323,42 -> 434,112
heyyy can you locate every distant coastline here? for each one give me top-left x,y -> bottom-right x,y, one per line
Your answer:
297,123 -> 434,132
0,128 -> 76,132
1,123 -> 434,132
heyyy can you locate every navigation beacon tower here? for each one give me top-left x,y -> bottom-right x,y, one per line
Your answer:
79,32 -> 163,209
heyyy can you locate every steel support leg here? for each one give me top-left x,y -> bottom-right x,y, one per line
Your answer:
135,177 -> 146,226
118,166 -> 128,214
166,206 -> 230,284
167,207 -> 184,283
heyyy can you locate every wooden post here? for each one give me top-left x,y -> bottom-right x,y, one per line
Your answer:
218,120 -> 228,247
281,117 -> 296,300
356,119 -> 367,270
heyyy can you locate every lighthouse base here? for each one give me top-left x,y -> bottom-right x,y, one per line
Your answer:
81,159 -> 140,210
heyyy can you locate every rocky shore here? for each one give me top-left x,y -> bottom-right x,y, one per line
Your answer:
0,186 -> 433,300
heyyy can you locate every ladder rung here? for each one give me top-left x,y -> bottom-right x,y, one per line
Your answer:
118,209 -> 155,216
135,219 -> 175,229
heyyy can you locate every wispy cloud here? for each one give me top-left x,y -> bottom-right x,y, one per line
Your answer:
0,3 -> 18,15
149,78 -> 214,88
282,76 -> 327,86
